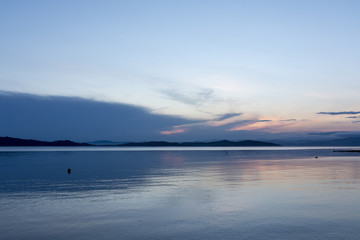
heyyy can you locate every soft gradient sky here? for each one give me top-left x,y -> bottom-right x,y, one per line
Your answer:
1,0 -> 360,141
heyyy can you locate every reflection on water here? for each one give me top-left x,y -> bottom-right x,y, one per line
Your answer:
1,148 -> 360,239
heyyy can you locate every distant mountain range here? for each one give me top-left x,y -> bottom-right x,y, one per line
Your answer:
0,137 -> 90,146
120,140 -> 280,147
87,140 -> 127,146
0,137 -> 279,147
3,136 -> 360,147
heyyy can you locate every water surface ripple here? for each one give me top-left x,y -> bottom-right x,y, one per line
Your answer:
1,148 -> 360,239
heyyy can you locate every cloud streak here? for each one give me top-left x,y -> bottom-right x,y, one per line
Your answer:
226,119 -> 299,132
215,113 -> 243,121
160,128 -> 185,135
307,131 -> 340,136
158,113 -> 246,136
161,88 -> 216,106
317,111 -> 360,115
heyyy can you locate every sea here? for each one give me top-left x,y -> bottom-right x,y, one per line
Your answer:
1,146 -> 360,240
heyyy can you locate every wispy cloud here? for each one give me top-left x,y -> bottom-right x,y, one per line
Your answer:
161,114 -> 305,136
161,88 -> 216,106
346,116 -> 360,119
159,112 -> 246,135
226,119 -> 298,132
307,131 -> 340,136
215,113 -> 242,121
317,111 -> 360,115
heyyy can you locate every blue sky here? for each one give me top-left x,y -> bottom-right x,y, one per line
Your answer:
1,1 -> 360,141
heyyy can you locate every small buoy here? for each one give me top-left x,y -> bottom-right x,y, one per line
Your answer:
67,168 -> 71,174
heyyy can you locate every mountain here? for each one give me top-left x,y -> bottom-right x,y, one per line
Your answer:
119,140 -> 280,147
0,136 -> 91,146
4,135 -> 360,147
0,136 -> 280,147
87,140 -> 128,146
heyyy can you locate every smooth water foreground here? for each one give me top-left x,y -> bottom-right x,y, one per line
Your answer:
1,147 -> 360,240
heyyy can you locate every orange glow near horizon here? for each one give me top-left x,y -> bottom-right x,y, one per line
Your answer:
159,113 -> 360,137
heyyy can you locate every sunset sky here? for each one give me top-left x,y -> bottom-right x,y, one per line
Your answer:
1,0 -> 360,141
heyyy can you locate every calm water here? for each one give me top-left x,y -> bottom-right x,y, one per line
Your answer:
1,147 -> 360,240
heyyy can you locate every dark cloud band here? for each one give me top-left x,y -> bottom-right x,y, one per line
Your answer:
317,111 -> 360,115
0,91 -> 192,141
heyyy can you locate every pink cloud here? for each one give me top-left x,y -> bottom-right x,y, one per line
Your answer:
160,128 -> 185,135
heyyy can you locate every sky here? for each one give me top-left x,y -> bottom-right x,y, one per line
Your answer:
1,0 -> 360,142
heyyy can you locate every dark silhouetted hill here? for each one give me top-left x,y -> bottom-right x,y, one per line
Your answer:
119,140 -> 280,147
0,137 -> 280,147
87,140 -> 127,146
0,136 -> 91,146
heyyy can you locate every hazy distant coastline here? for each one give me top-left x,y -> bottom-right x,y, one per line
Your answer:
0,136 -> 280,147
0,136 -> 91,147
3,136 -> 360,148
